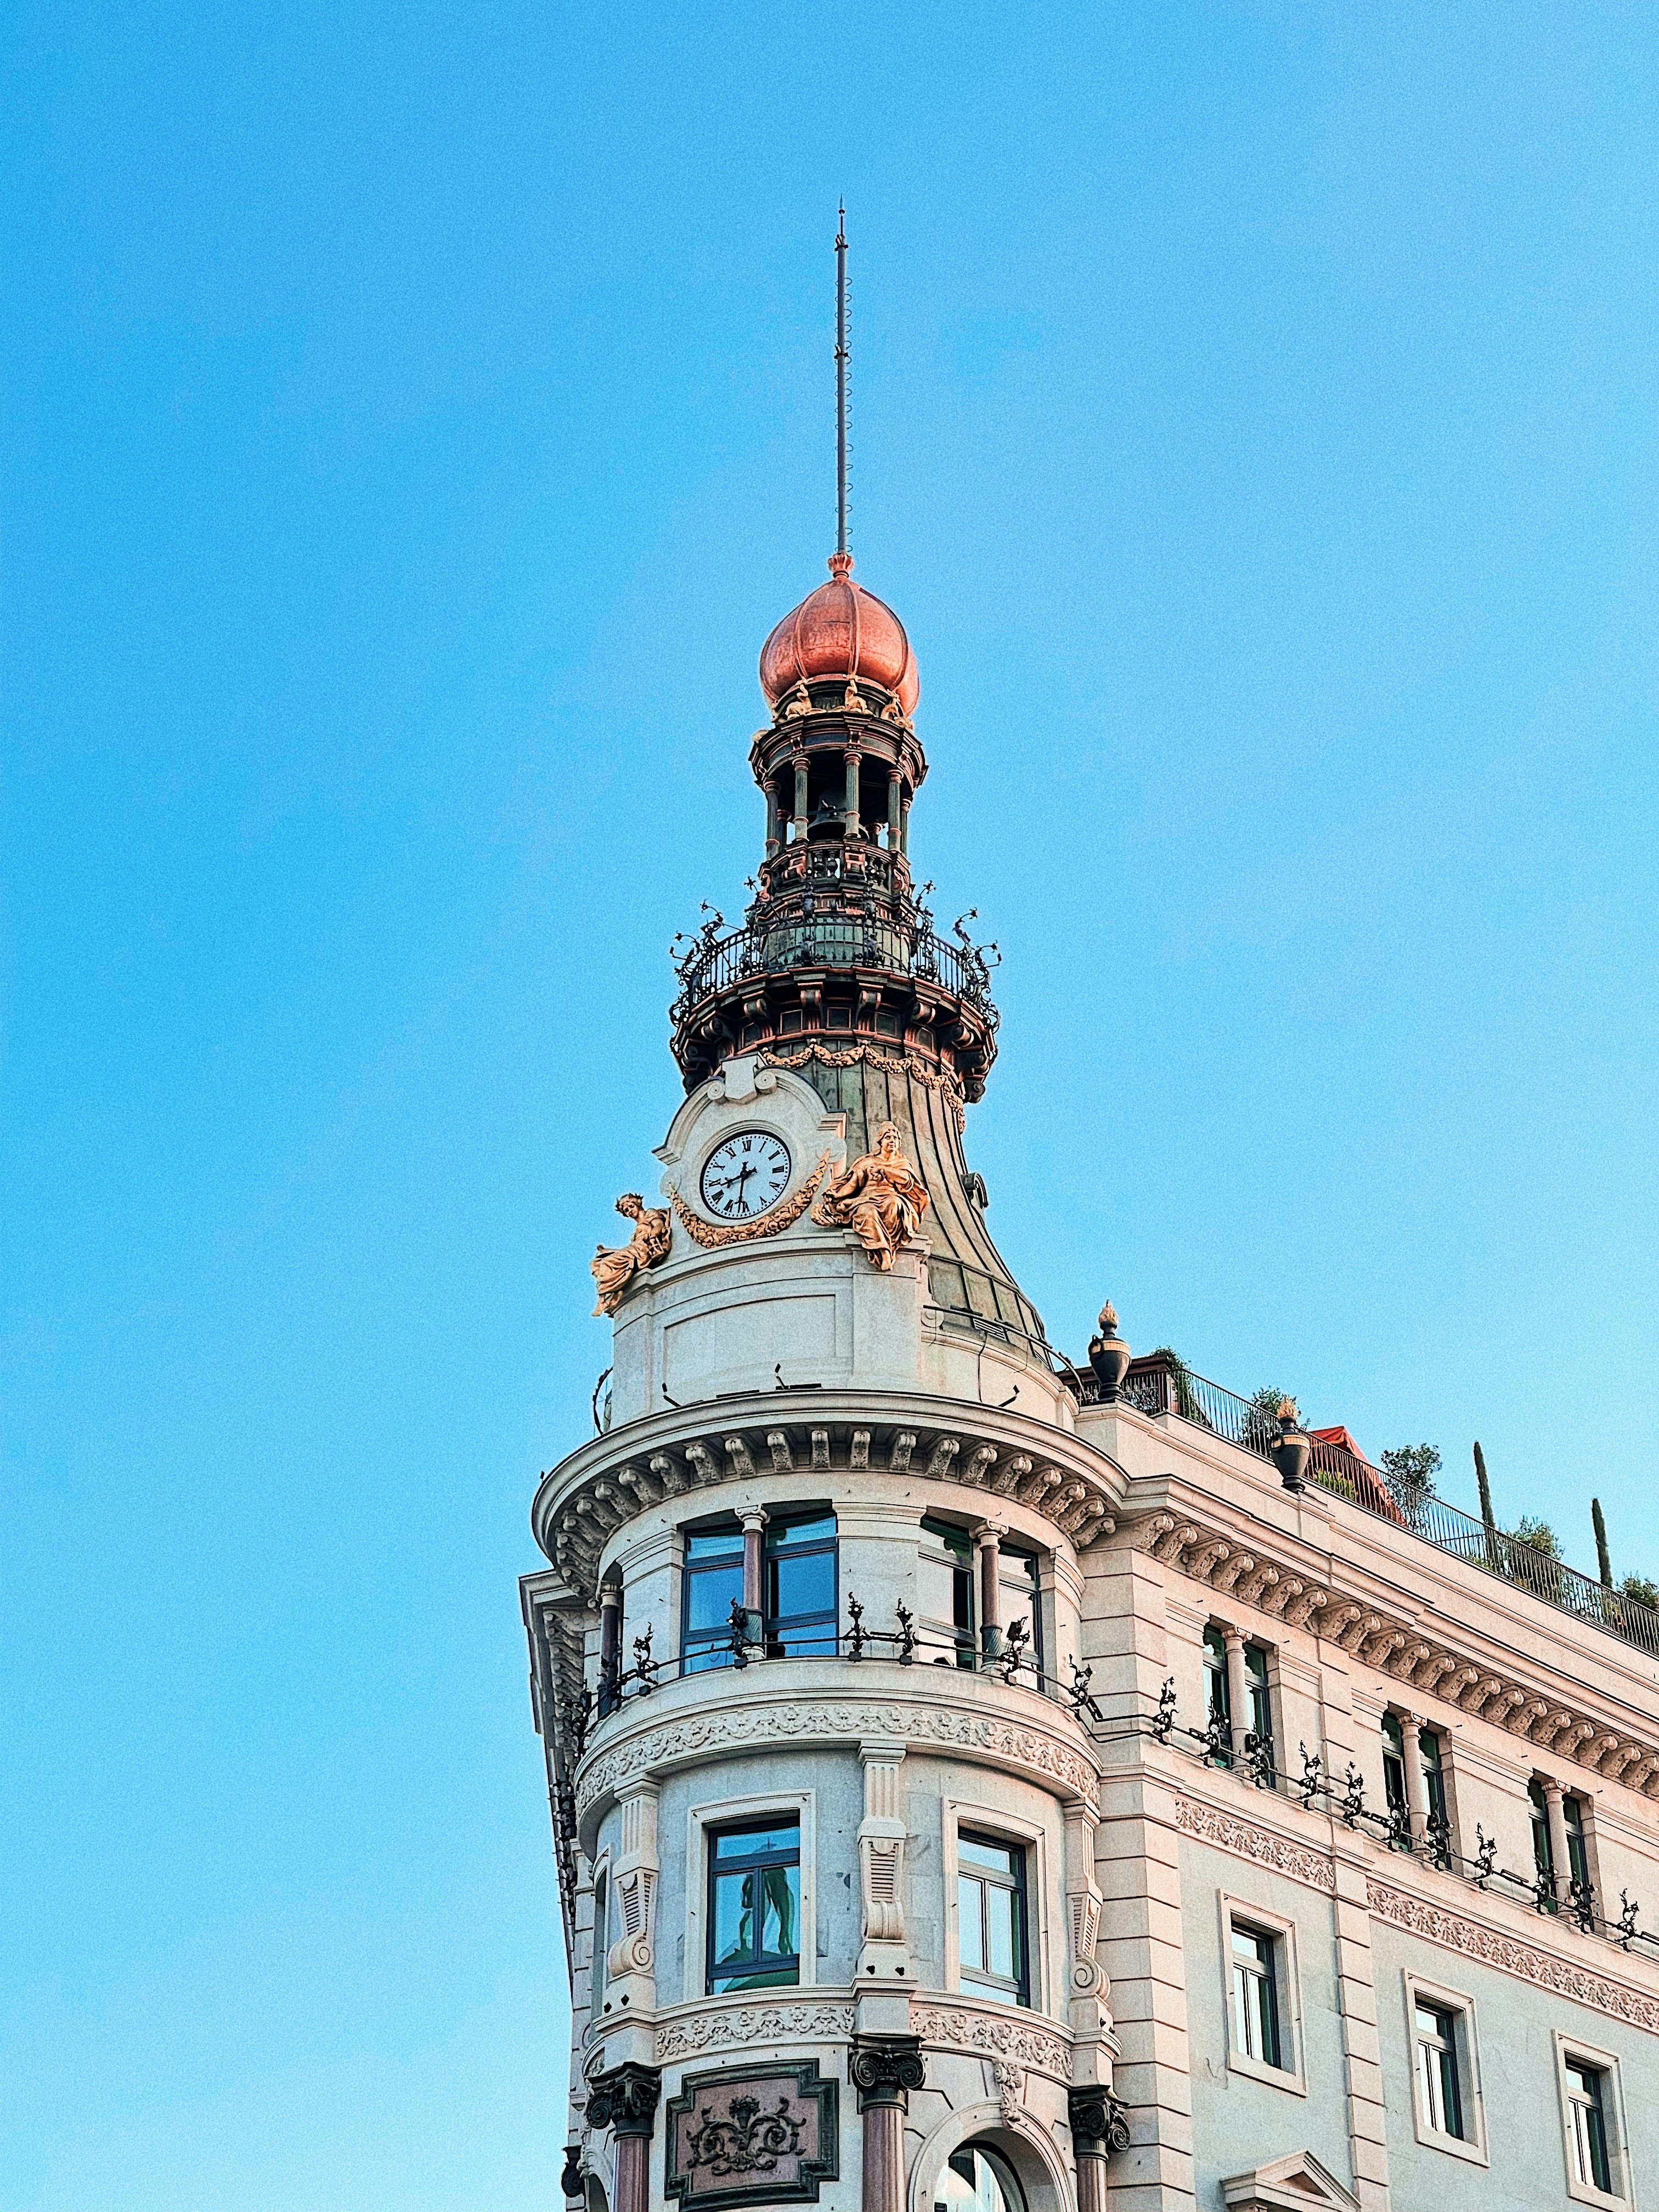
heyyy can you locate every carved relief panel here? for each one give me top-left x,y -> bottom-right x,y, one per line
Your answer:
664,2062 -> 839,2212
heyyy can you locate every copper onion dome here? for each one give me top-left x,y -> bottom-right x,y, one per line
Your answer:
758,551 -> 919,717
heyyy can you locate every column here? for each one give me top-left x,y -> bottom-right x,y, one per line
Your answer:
1067,2088 -> 1129,2212
1544,1780 -> 1571,1904
765,781 -> 781,856
1223,1628 -> 1250,1764
885,770 -> 900,849
598,1581 -> 622,1716
899,793 -> 910,856
978,1526 -> 1004,1663
586,2064 -> 661,2212
741,1507 -> 768,1651
792,755 -> 809,842
1400,1715 -> 1430,1847
850,2036 -> 924,2212
844,746 -> 862,837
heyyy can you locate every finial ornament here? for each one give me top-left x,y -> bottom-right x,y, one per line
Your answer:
812,1119 -> 929,1269
1087,1300 -> 1131,1401
590,1193 -> 672,1316
835,203 -> 849,558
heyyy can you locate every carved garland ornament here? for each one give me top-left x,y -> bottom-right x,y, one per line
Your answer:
577,1700 -> 1099,1816
759,1045 -> 967,1130
1367,1880 -> 1659,2032
667,1152 -> 833,1249
910,2005 -> 1071,2080
1174,1793 -> 1338,1896
656,2005 -> 856,2063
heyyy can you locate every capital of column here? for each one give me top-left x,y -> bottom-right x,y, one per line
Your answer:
849,2033 -> 925,2113
738,1507 -> 770,1532
1067,2085 -> 1131,2158
586,2062 -> 662,2140
1542,1778 -> 1565,1805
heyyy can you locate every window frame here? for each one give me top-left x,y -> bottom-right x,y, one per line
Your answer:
919,1517 -> 978,1668
1217,1892 -> 1306,2096
705,1815 -> 804,1994
763,1510 -> 839,1660
998,1541 -> 1046,1687
1554,2033 -> 1631,2209
586,1856 -> 611,2036
941,1798 -> 1049,2012
1402,1972 -> 1488,2165
684,1788 -> 816,2005
680,1519 -> 747,1673
955,1827 -> 1030,2005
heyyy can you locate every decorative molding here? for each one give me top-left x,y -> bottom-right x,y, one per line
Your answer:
910,2004 -> 1071,2079
1066,2085 -> 1131,2158
1366,1881 -> 1659,2032
1174,1793 -> 1337,1895
578,1700 -> 1099,1816
656,2005 -> 856,2063
760,1044 -> 966,1130
666,1153 -> 832,1249
586,2062 -> 663,2138
849,2033 -> 926,2112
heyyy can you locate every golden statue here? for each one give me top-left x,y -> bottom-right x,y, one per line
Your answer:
590,1193 -> 672,1316
812,1121 -> 929,1271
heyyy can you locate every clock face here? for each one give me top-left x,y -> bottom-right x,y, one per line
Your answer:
699,1130 -> 792,1221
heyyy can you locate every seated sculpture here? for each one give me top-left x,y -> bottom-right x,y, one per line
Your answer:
590,1193 -> 672,1316
812,1120 -> 929,1271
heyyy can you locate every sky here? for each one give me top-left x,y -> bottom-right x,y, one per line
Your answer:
5,3 -> 1658,2205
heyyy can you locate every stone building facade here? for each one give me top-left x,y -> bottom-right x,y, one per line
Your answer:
521,550 -> 1659,2212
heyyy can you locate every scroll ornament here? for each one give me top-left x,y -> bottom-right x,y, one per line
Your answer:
810,1121 -> 929,1271
590,1194 -> 672,1316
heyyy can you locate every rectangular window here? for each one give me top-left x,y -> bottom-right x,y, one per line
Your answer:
1566,2060 -> 1614,2196
1414,2000 -> 1465,2140
707,1818 -> 801,1993
764,1513 -> 838,1657
1384,1717 -> 1449,1852
682,1523 -> 747,1672
1228,1922 -> 1284,2069
1564,1793 -> 1592,1894
956,1829 -> 1029,2004
999,1544 -> 1045,1684
1203,1626 -> 1232,1764
920,1518 -> 977,1668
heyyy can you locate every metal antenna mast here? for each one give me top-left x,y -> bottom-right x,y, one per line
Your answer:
835,204 -> 849,556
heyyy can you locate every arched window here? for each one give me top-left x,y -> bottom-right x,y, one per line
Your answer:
934,2143 -> 1026,2212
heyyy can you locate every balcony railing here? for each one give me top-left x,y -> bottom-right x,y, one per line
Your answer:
1076,1354 -> 1659,1660
670,892 -> 1001,1025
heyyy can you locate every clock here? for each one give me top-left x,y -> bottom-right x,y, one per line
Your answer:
699,1130 -> 793,1221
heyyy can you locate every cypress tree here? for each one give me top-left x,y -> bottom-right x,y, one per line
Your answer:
1474,1441 -> 1495,1528
1593,1497 -> 1613,1589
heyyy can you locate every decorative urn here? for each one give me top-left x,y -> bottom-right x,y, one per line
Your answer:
1271,1397 -> 1311,1493
1087,1302 -> 1132,1403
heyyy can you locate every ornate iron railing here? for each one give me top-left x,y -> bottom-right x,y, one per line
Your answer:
1075,1356 -> 1659,1658
670,894 -> 1000,1026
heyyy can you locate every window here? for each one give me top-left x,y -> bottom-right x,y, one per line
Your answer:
1566,2062 -> 1613,2196
682,1515 -> 839,1668
999,1544 -> 1044,1683
1556,2036 -> 1628,2205
682,1523 -> 746,1672
590,1869 -> 608,2021
934,2144 -> 1026,2212
1203,1628 -> 1272,1771
919,1518 -> 976,1667
1229,1922 -> 1283,2068
1564,1793 -> 1592,1894
706,1818 -> 800,1993
1414,2000 -> 1464,2139
1381,1716 -> 1448,1850
956,1830 -> 1029,2004
764,1513 -> 837,1657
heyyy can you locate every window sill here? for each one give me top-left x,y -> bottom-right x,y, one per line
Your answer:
1565,2179 -> 1628,2211
958,1978 -> 1030,2010
1226,2049 -> 1307,2098
1413,2123 -> 1488,2168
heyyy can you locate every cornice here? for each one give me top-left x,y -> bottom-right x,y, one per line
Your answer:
1133,1505 -> 1659,1807
532,1391 -> 1123,1596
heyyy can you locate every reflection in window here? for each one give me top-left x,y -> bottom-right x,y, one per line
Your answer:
1000,1545 -> 1044,1682
957,1829 -> 1029,2005
1565,2058 -> 1615,2196
934,2144 -> 1026,2212
1413,2000 -> 1465,2140
765,1513 -> 838,1657
920,1519 -> 977,1667
1228,1922 -> 1284,2069
682,1525 -> 746,1672
707,1818 -> 801,1993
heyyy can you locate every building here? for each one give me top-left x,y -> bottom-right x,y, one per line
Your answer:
520,535 -> 1659,2212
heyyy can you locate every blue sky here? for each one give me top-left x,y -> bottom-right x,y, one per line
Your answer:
5,4 -> 1658,2205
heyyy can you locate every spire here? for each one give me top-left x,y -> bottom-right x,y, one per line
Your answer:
835,203 -> 849,558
